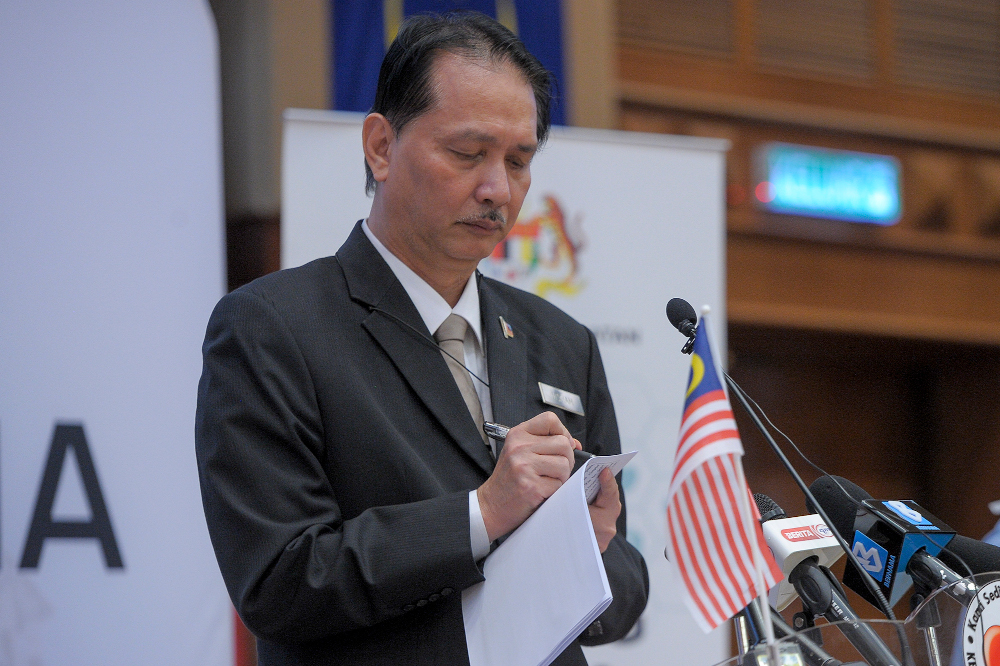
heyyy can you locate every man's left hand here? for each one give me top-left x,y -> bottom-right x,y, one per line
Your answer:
589,468 -> 620,553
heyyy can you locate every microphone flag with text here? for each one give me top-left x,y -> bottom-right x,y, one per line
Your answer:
665,313 -> 783,631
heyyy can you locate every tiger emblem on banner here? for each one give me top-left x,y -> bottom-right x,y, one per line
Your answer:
480,194 -> 586,298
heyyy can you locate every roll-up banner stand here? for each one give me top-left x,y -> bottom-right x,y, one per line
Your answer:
281,109 -> 731,665
0,2 -> 230,664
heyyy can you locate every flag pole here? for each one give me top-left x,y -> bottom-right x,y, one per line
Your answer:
734,461 -> 780,665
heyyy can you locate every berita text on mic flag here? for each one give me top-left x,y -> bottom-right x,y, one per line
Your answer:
665,314 -> 782,632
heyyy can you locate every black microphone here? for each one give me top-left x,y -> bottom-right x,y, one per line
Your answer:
938,534 -> 1000,577
666,298 -> 698,337
754,492 -> 787,522
746,496 -> 860,666
809,476 -> 982,607
754,493 -> 845,611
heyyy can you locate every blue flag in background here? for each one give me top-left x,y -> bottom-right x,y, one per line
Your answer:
332,0 -> 565,125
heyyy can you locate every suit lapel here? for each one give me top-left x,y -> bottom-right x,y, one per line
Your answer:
337,223 -> 495,476
479,276 -> 528,457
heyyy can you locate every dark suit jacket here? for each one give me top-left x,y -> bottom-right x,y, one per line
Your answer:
196,222 -> 648,665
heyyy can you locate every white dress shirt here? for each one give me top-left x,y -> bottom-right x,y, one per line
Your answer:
362,220 -> 493,560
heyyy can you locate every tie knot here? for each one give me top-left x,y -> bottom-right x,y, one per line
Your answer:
435,313 -> 468,344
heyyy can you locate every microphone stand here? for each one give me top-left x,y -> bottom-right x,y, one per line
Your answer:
789,557 -> 901,666
741,598 -> 850,666
909,586 -> 944,666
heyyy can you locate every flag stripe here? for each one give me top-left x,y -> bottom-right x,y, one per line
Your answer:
680,389 -> 728,425
681,478 -> 739,615
671,424 -> 740,485
667,502 -> 715,627
704,456 -> 755,592
675,485 -> 728,624
689,469 -> 743,612
724,454 -> 782,587
676,408 -> 736,461
716,454 -> 756,578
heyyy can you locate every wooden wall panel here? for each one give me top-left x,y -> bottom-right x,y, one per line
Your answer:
730,324 -> 1000,540
756,0 -> 873,79
565,0 -> 619,128
927,349 -> 1000,538
730,326 -> 925,521
896,0 -> 1000,95
728,233 -> 1000,345
618,0 -> 733,55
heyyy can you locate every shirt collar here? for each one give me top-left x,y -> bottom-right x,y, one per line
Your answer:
362,219 -> 483,346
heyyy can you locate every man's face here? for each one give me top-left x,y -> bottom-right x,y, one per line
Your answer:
377,53 -> 538,276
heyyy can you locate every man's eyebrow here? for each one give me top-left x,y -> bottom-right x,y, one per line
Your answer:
450,130 -> 537,154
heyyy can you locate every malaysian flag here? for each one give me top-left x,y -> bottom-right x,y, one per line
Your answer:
665,315 -> 782,632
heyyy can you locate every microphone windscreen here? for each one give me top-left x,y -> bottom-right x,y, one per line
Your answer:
666,298 -> 697,332
938,534 -> 1000,576
753,493 -> 786,523
807,475 -> 871,539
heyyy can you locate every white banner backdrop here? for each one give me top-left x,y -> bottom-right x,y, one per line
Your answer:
0,2 -> 230,665
282,109 -> 730,665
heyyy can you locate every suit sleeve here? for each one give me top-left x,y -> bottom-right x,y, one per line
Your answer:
195,289 -> 485,644
578,329 -> 650,645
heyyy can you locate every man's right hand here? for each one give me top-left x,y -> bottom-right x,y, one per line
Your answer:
476,411 -> 578,542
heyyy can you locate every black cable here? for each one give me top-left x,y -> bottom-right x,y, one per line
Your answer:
368,306 -> 490,388
733,378 -> 974,580
723,372 -> 899,621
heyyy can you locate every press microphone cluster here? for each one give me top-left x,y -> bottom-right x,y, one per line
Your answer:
808,476 -> 1000,609
666,297 -> 900,621
663,297 -> 1000,665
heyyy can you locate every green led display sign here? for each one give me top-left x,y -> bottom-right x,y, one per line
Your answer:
754,143 -> 902,225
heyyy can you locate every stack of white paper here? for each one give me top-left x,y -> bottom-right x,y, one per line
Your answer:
462,452 -> 637,666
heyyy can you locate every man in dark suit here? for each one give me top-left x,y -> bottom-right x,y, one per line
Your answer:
196,12 -> 648,665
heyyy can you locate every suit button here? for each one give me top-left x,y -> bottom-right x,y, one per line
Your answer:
585,620 -> 604,637
429,593 -> 440,602
416,599 -> 428,607
441,587 -> 454,596
403,604 -> 415,612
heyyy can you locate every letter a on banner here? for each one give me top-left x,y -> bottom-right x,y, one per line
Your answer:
20,424 -> 123,568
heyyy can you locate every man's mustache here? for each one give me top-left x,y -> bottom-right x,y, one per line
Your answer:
458,209 -> 506,226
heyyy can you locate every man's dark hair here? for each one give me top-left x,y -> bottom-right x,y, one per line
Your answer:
365,11 -> 555,195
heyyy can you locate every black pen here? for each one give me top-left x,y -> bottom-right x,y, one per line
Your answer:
483,421 -> 594,465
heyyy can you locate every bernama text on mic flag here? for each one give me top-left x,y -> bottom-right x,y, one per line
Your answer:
665,314 -> 782,632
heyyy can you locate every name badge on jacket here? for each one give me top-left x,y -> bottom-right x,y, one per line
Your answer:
538,382 -> 585,416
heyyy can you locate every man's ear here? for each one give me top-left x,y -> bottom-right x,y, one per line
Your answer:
363,113 -> 393,185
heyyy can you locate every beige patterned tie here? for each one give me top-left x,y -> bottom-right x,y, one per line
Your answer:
434,314 -> 490,450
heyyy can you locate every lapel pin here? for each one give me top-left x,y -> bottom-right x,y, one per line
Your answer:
499,316 -> 514,339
